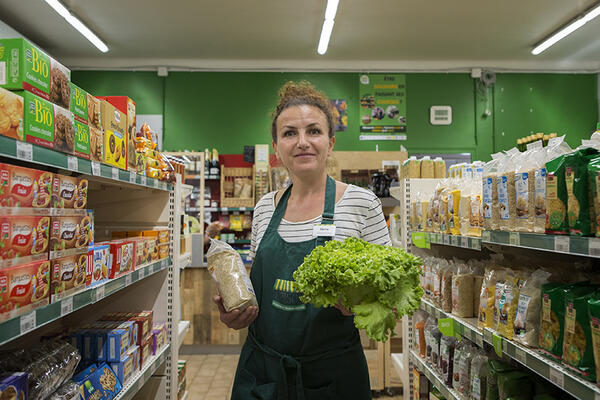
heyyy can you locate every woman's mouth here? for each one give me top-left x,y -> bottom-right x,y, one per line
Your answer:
295,153 -> 315,158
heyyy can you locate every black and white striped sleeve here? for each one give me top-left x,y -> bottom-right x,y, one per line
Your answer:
361,196 -> 391,246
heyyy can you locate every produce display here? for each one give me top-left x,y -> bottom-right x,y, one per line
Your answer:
293,237 -> 423,342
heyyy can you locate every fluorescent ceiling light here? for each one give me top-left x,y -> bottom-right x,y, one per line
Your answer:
317,0 -> 339,55
43,0 -> 109,53
532,3 -> 600,55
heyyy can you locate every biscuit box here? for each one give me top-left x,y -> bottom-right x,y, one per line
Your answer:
100,100 -> 127,170
73,119 -> 91,159
102,310 -> 153,345
70,83 -> 88,123
97,319 -> 138,354
110,351 -> 135,386
126,345 -> 140,371
50,253 -> 87,302
86,94 -> 103,162
72,363 -> 97,384
0,215 -> 50,263
0,163 -> 53,208
106,327 -> 130,363
152,322 -> 167,354
49,211 -> 93,256
0,38 -> 71,109
79,363 -> 123,400
82,329 -> 97,362
0,260 -> 50,321
0,372 -> 28,400
0,88 -> 24,141
140,334 -> 153,369
16,90 -> 74,153
98,96 -> 136,171
51,174 -> 88,209
106,239 -> 134,279
86,244 -> 110,287
130,237 -> 146,268
158,243 -> 169,260
146,237 -> 158,262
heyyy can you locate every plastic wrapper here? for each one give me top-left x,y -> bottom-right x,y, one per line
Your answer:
0,340 -> 81,400
421,156 -> 435,178
413,309 -> 428,358
452,339 -> 467,391
207,239 -> 258,312
441,261 -> 455,313
458,343 -> 475,397
495,270 -> 523,340
47,381 -> 80,400
498,148 -> 520,232
434,157 -> 447,178
439,335 -> 457,386
483,153 -> 504,231
452,262 -> 474,318
514,146 -> 538,233
424,316 -> 440,367
514,270 -> 551,347
470,352 -> 488,400
478,268 -> 506,329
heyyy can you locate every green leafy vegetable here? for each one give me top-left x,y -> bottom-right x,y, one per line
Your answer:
293,237 -> 423,342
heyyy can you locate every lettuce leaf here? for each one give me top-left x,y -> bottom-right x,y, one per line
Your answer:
293,237 -> 423,342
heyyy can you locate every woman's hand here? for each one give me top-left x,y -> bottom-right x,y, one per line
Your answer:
334,299 -> 354,316
213,295 -> 258,330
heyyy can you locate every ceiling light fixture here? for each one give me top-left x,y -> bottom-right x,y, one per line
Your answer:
317,0 -> 339,55
43,0 -> 109,53
532,3 -> 600,55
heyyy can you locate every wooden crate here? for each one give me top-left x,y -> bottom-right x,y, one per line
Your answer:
220,166 -> 254,208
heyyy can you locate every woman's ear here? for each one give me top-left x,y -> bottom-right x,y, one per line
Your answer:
327,135 -> 335,156
272,140 -> 280,160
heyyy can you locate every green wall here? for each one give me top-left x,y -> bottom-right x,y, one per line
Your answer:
71,71 -> 598,160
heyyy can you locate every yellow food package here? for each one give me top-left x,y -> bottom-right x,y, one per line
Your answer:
478,268 -> 506,329
448,190 -> 460,235
147,166 -> 161,179
230,214 -> 243,231
438,189 -> 449,234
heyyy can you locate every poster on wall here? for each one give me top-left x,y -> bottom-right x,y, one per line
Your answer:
359,74 -> 406,138
330,99 -> 348,131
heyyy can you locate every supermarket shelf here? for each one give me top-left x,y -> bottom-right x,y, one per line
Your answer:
184,174 -> 219,180
412,231 -> 482,251
178,320 -> 190,348
204,207 -> 254,212
419,299 -> 483,347
0,258 -> 171,347
481,328 -> 600,399
482,230 -> 600,258
410,350 -> 460,400
115,343 -> 170,400
0,135 -> 171,191
178,252 -> 192,269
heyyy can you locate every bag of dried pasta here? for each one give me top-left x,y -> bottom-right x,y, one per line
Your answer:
528,140 -> 549,233
478,268 -> 506,329
564,147 -> 598,236
562,288 -> 600,381
207,239 -> 258,312
587,298 -> 600,384
546,154 -> 570,235
493,269 -> 512,329
588,157 -> 600,237
514,146 -> 537,233
467,180 -> 483,237
448,188 -> 461,235
514,269 -> 551,347
498,148 -> 520,232
496,270 -> 525,340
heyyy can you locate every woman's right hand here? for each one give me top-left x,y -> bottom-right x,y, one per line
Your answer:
213,295 -> 258,330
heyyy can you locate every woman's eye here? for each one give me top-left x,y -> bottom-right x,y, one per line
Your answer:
309,128 -> 321,135
283,130 -> 295,137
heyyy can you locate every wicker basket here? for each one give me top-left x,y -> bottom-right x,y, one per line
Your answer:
220,166 -> 255,208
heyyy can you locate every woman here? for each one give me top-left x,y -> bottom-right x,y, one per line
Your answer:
213,81 -> 391,399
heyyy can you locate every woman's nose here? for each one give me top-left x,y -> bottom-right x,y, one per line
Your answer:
297,131 -> 309,148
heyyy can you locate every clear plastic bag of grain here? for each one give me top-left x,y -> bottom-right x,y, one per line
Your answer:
514,146 -> 537,233
207,239 -> 258,312
498,148 -> 521,231
483,153 -> 504,231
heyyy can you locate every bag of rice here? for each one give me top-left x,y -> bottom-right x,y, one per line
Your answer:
564,147 -> 599,236
527,140 -> 549,233
441,261 -> 456,313
452,263 -> 474,318
207,239 -> 258,312
515,147 -> 537,233
478,268 -> 506,329
493,269 -> 512,328
473,275 -> 484,317
498,148 -> 520,232
514,269 -> 551,347
496,271 -> 522,340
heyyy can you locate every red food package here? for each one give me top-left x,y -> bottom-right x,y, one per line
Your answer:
106,239 -> 134,279
0,215 -> 50,265
0,164 -> 53,208
0,259 -> 50,321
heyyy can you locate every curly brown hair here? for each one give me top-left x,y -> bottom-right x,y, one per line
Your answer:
271,81 -> 334,143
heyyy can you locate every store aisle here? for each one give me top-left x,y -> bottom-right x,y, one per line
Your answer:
182,354 -> 405,400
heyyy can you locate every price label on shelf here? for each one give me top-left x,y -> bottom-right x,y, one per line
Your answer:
20,311 -> 36,334
138,378 -> 145,390
16,141 -> 33,161
139,267 -> 145,280
509,232 -> 520,246
152,179 -> 157,188
475,334 -> 483,347
549,368 -> 564,388
515,347 -> 527,364
221,207 -> 228,212
129,171 -> 136,184
554,236 -> 570,253
492,333 -> 503,358
67,156 -> 78,171
125,273 -> 132,286
240,207 -> 246,212
95,285 -> 105,302
141,176 -> 147,186
589,239 -> 600,256
443,235 -> 450,245
112,167 -> 119,180
451,236 -> 459,246
461,237 -> 468,248
91,162 -> 101,176
60,297 -> 73,316
482,230 -> 491,241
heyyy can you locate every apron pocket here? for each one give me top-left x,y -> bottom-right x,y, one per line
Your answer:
304,381 -> 337,400
238,367 -> 277,400
272,280 -> 306,312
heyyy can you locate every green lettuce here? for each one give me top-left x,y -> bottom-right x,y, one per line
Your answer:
293,237 -> 423,342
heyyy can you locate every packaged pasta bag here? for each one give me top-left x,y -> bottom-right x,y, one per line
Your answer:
588,157 -> 600,237
514,269 -> 552,347
448,187 -> 461,235
483,153 -> 504,231
496,270 -> 523,339
439,182 -> 451,234
545,154 -> 570,234
458,185 -> 472,236
561,288 -> 600,381
526,141 -> 549,233
452,262 -> 474,318
514,147 -> 537,233
587,298 -> 600,384
467,180 -> 483,237
498,148 -> 520,231
564,147 -> 599,236
478,267 -> 506,329
492,269 -> 511,329
539,282 -> 594,360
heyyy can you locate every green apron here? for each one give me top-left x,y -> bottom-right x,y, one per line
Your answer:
231,176 -> 371,400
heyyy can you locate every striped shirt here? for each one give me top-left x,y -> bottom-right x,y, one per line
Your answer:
250,185 -> 391,259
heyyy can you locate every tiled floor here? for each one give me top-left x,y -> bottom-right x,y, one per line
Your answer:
181,354 -> 405,400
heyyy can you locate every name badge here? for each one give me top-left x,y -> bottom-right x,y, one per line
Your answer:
313,224 -> 336,237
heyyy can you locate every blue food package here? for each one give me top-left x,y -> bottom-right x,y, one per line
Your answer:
96,329 -> 108,361
126,345 -> 140,371
106,328 -> 129,362
73,363 -> 98,384
0,372 -> 28,400
110,351 -> 135,386
79,362 -> 122,400
82,330 -> 97,361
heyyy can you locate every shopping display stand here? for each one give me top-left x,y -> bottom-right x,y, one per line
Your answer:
0,137 -> 187,400
391,177 -> 600,400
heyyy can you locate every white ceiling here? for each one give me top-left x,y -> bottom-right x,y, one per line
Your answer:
1,0 -> 600,72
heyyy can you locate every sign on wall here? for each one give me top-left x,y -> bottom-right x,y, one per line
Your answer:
359,74 -> 407,137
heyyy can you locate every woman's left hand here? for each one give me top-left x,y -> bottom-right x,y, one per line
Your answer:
334,299 -> 354,316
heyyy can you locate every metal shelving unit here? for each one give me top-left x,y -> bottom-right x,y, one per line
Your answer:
115,344 -> 171,400
482,230 -> 600,258
412,231 -> 482,250
409,350 -> 461,400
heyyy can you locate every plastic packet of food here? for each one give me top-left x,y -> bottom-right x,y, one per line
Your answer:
514,145 -> 537,233
207,239 -> 258,312
452,262 -> 474,318
514,269 -> 551,347
498,148 -> 521,231
441,261 -> 456,313
496,270 -> 521,339
470,350 -> 488,400
564,148 -> 599,236
483,153 -> 504,231
478,267 -> 506,329
434,157 -> 447,178
413,309 -> 428,358
439,335 -> 457,386
421,156 -> 435,178
467,179 -> 483,237
545,136 -> 573,234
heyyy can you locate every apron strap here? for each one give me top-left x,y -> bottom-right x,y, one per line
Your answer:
315,176 -> 337,246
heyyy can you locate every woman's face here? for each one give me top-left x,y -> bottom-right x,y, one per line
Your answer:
273,105 -> 334,177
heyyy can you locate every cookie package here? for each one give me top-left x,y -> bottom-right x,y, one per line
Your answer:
0,163 -> 54,208
98,96 -> 136,171
0,88 -> 24,141
0,38 -> 71,109
100,100 -> 127,170
0,259 -> 51,321
0,372 -> 28,400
